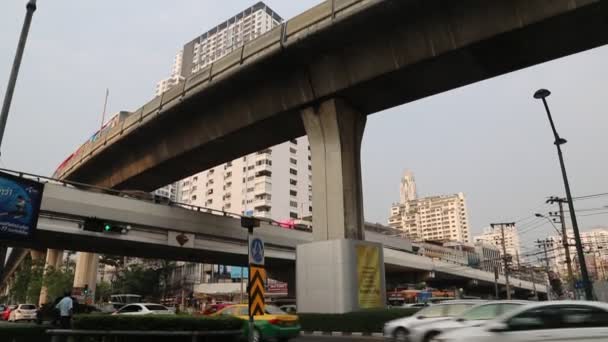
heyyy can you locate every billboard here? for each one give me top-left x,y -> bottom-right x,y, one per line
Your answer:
0,171 -> 44,240
230,266 -> 248,279
356,244 -> 383,308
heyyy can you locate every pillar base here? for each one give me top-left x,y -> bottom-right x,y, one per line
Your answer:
296,239 -> 386,313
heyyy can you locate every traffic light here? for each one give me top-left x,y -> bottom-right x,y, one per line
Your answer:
82,217 -> 127,234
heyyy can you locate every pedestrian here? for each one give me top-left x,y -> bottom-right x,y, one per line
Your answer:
55,292 -> 73,329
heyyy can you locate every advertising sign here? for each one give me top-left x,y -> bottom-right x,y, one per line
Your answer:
356,244 -> 383,308
0,171 -> 44,240
230,266 -> 248,279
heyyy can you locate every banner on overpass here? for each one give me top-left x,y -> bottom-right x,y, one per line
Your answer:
356,244 -> 383,308
0,171 -> 44,240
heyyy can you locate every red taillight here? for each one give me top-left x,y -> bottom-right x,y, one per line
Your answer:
268,319 -> 280,325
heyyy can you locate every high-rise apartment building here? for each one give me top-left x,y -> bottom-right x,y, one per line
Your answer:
153,3 -> 283,203
155,50 -> 184,97
388,171 -> 471,243
474,225 -> 521,260
180,137 -> 312,221
180,2 -> 282,79
166,2 -> 308,221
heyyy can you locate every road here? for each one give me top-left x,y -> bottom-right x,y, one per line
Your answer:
294,335 -> 381,342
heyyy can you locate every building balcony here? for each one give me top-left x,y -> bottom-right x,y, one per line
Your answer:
254,163 -> 272,173
253,197 -> 271,208
254,180 -> 271,193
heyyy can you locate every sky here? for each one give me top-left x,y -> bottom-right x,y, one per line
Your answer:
1,1 -> 607,254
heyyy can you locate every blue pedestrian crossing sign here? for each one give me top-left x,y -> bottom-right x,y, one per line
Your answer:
249,236 -> 265,266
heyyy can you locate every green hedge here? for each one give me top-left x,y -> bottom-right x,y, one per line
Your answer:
0,324 -> 50,342
73,314 -> 244,331
299,308 -> 418,333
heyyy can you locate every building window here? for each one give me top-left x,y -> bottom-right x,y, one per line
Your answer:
290,190 -> 297,197
289,168 -> 297,176
290,179 -> 297,186
289,147 -> 297,154
308,165 -> 312,171
289,212 -> 298,219
290,158 -> 297,165
192,195 -> 197,200
309,206 -> 313,212
290,201 -> 298,208
290,139 -> 297,145
247,187 -> 254,192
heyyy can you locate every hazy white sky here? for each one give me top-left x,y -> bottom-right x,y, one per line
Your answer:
1,1 -> 607,254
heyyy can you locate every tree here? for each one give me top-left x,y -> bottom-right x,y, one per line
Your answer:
26,258 -> 44,304
157,260 -> 176,300
95,281 -> 112,302
10,256 -> 32,303
44,266 -> 74,302
113,265 -> 161,301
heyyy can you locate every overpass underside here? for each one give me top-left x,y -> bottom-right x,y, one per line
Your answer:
63,0 -> 608,191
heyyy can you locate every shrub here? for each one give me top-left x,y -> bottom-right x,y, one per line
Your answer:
0,324 -> 50,342
299,308 -> 418,333
73,314 -> 244,331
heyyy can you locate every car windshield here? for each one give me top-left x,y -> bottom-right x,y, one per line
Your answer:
20,305 -> 36,310
459,304 -> 498,320
145,305 -> 168,311
417,305 -> 446,318
445,304 -> 476,316
265,305 -> 287,315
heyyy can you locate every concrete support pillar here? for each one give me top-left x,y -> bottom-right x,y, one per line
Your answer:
73,252 -> 98,304
298,99 -> 385,313
39,249 -> 64,305
30,249 -> 45,263
300,98 -> 366,241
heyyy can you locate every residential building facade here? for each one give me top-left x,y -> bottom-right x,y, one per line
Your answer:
179,137 -> 312,221
548,227 -> 608,279
155,49 -> 184,97
152,2 -> 283,205
474,225 -> 522,261
389,171 -> 471,243
180,2 -> 282,79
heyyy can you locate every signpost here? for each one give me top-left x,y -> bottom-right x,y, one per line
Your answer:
0,171 -> 44,240
241,216 -> 263,342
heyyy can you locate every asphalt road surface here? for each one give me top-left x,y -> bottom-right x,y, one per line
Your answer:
294,335 -> 382,342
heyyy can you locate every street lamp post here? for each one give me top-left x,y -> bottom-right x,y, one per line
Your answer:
0,0 -> 38,152
533,89 -> 593,300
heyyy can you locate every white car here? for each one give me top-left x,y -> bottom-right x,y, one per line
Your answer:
433,301 -> 608,342
112,303 -> 175,315
407,301 -> 528,342
403,303 -> 433,309
8,304 -> 37,322
384,300 -> 486,342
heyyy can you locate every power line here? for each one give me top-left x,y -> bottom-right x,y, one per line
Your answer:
573,192 -> 608,201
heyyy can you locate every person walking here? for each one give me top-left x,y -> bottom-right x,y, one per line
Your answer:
55,292 -> 73,329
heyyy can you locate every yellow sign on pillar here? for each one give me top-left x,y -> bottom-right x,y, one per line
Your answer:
356,244 -> 382,308
249,265 -> 266,316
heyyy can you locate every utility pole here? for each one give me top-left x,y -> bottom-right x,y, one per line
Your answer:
0,0 -> 38,152
548,197 -> 575,292
493,266 -> 500,299
491,222 -> 515,300
537,239 -> 553,298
